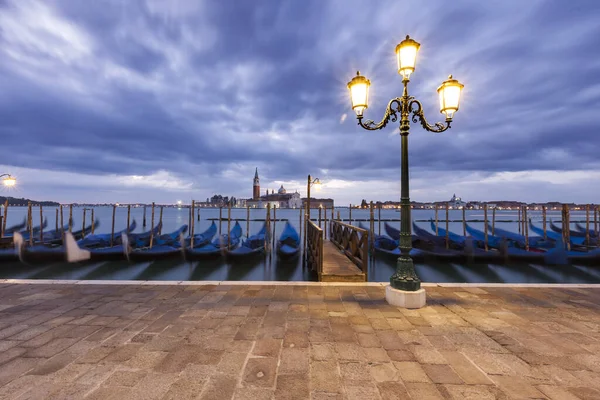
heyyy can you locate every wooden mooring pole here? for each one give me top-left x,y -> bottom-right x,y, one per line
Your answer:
110,204 -> 116,247
81,208 -> 86,239
55,208 -> 58,233
60,205 -> 64,243
324,206 -> 327,239
435,204 -> 439,235
69,204 -> 73,233
542,205 -> 547,240
246,205 -> 250,238
190,201 -> 195,241
39,204 -> 43,243
266,204 -> 271,253
127,205 -> 131,234
518,206 -> 521,234
91,209 -> 95,234
227,203 -> 231,248
524,206 -> 529,251
271,205 -> 275,249
462,207 -> 466,237
299,207 -> 302,244
159,206 -> 164,235
566,205 -> 571,251
149,202 -> 155,248
378,203 -> 382,236
585,204 -> 590,245
445,202 -> 449,249
492,207 -> 496,236
1,200 -> 8,238
28,202 -> 33,246
483,203 -> 488,251
143,206 -> 147,228
370,201 -> 375,252
219,207 -> 222,236
595,205 -> 599,246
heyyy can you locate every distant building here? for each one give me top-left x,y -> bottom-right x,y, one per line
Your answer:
246,169 -> 304,209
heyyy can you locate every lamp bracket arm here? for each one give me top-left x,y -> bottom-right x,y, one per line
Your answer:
409,99 -> 451,133
0,174 -> 10,178
357,98 -> 402,130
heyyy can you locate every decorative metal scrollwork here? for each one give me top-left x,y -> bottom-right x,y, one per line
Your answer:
409,99 -> 451,133
357,98 -> 402,130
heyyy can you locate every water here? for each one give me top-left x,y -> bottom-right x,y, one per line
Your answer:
1,206 -> 598,283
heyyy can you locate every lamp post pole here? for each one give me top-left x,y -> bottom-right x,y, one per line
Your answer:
348,35 -> 464,307
304,175 -> 321,255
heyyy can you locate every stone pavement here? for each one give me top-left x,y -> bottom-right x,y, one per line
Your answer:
0,282 -> 599,399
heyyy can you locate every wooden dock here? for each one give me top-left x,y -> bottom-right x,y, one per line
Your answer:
320,240 -> 366,282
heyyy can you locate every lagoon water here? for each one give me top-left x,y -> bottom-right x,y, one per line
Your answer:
1,206 -> 599,284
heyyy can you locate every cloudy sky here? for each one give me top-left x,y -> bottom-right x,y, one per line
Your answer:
1,0 -> 599,205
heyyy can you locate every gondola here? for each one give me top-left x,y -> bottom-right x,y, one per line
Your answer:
574,222 -> 598,238
77,220 -> 137,248
227,223 -> 267,259
485,222 -> 554,249
186,221 -> 217,248
18,218 -> 48,240
276,221 -> 300,258
184,222 -> 242,260
549,219 -> 588,239
65,232 -> 129,262
2,217 -> 27,236
135,224 -> 188,247
128,228 -> 187,262
528,220 -> 586,246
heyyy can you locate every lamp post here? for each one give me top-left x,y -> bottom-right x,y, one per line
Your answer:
0,174 -> 16,187
304,175 -> 322,255
348,35 -> 464,308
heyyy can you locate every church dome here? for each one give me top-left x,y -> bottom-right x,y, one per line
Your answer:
278,185 -> 286,194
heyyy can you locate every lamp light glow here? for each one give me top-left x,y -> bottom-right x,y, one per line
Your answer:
3,176 -> 16,187
347,71 -> 370,117
437,75 -> 464,119
395,35 -> 420,80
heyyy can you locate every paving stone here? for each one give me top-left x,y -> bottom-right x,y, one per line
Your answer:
242,357 -> 278,388
490,375 -> 547,399
253,338 -> 282,357
275,374 -> 310,400
404,382 -> 445,399
442,384 -> 499,400
103,369 -> 147,387
421,363 -> 463,384
310,360 -> 342,393
393,361 -> 430,383
279,347 -> 309,374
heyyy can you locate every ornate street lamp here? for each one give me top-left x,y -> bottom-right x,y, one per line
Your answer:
348,35 -> 464,308
1,174 -> 16,187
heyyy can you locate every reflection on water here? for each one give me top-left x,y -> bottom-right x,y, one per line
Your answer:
1,206 -> 598,283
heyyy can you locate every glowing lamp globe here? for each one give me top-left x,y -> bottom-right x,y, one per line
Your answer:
347,71 -> 370,117
3,176 -> 16,187
395,35 -> 420,80
437,75 -> 464,119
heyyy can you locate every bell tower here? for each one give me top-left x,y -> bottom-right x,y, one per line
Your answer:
253,168 -> 260,200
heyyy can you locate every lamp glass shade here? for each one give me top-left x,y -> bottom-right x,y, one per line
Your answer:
3,177 -> 16,187
395,35 -> 420,79
347,72 -> 370,117
437,75 -> 464,119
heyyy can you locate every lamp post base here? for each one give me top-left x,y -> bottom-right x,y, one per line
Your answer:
385,285 -> 426,309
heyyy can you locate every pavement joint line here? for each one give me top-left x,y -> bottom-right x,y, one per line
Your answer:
0,278 -> 599,288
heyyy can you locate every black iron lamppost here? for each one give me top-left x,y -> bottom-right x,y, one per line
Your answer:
347,35 -> 464,307
0,174 -> 16,187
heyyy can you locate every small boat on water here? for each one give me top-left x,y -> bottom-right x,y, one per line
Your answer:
2,218 -> 27,236
186,221 -> 217,248
276,221 -> 300,258
574,222 -> 598,238
77,220 -> 137,248
549,219 -> 589,239
184,222 -> 243,260
128,226 -> 188,262
135,224 -> 188,248
528,221 -> 587,247
227,223 -> 267,259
